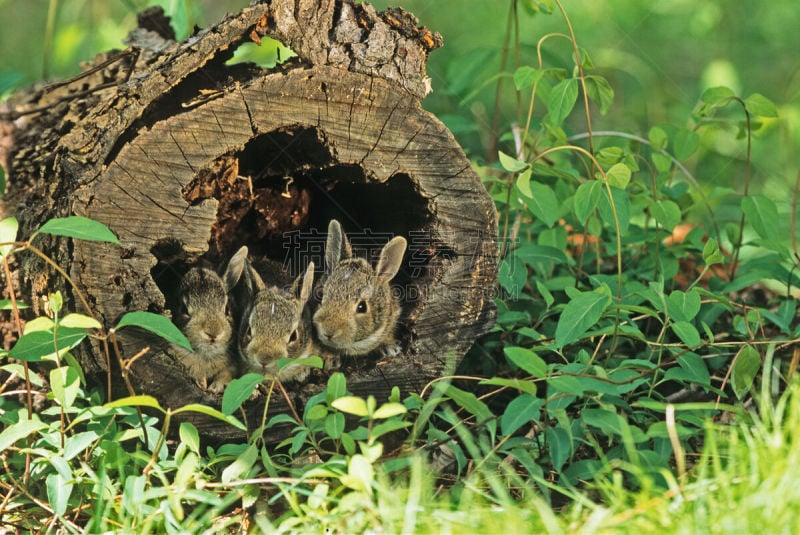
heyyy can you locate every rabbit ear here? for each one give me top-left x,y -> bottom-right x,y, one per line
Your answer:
223,246 -> 249,291
292,261 -> 315,302
376,236 -> 407,281
325,219 -> 352,273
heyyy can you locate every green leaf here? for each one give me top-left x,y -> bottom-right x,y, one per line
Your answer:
701,86 -> 735,105
702,238 -> 725,265
50,366 -> 80,409
172,403 -> 246,430
671,321 -> 701,347
673,129 -> 699,161
555,288 -> 612,347
222,373 -> 263,415
46,473 -> 73,517
605,163 -> 631,189
498,151 -> 529,173
332,396 -> 369,417
648,126 -> 668,151
515,169 -> 533,197
501,394 -> 543,436
513,66 -> 544,90
503,347 -> 547,378
574,180 -> 602,223
0,216 -> 18,258
179,422 -> 200,454
0,164 -> 5,200
545,426 -> 571,472
221,443 -> 258,484
598,186 -> 630,235
581,408 -> 625,436
36,216 -> 119,244
515,244 -> 569,267
731,345 -> 761,399
9,327 -> 86,362
342,454 -> 374,493
664,353 -> 710,386
547,78 -> 579,126
650,199 -> 682,231
444,385 -> 494,433
326,372 -> 347,403
372,402 -> 407,420
104,395 -> 165,412
744,93 -> 778,117
59,313 -> 102,330
115,311 -> 191,350
741,195 -> 779,241
325,412 -> 345,439
0,417 -> 47,451
667,289 -> 702,322
584,75 -> 614,114
523,181 -> 560,227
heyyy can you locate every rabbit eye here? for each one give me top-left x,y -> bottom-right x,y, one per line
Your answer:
242,326 -> 252,346
356,300 -> 368,314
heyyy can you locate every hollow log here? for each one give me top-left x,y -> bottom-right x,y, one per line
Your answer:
0,0 -> 497,443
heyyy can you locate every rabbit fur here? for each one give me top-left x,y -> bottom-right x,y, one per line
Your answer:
313,219 -> 407,356
172,245 -> 248,393
238,260 -> 319,382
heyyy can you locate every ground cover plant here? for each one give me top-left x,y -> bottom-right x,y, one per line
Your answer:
1,0 -> 799,532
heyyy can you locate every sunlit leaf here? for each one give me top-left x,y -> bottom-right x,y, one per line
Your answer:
498,151 -> 529,173
115,311 -> 191,350
332,396 -> 369,417
606,163 -> 631,189
0,217 -> 18,258
104,395 -> 165,412
745,93 -> 778,118
172,404 -> 246,430
59,313 -> 102,330
36,216 -> 119,243
648,126 -> 668,151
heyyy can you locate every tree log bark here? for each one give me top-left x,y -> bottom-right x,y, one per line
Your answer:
0,0 -> 496,443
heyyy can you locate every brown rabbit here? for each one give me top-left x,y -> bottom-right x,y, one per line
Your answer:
312,219 -> 407,357
238,261 -> 319,382
171,246 -> 248,393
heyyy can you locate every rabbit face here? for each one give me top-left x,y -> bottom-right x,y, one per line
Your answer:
177,268 -> 233,360
312,219 -> 407,357
313,259 -> 397,354
238,263 -> 315,382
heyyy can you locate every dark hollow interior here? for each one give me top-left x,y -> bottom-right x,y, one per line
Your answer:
151,126 -> 439,354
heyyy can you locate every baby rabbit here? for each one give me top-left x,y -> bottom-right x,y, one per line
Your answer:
171,246 -> 248,393
313,219 -> 407,357
238,260 -> 318,382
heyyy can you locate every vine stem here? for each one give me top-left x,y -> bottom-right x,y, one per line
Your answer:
554,0 -> 594,154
